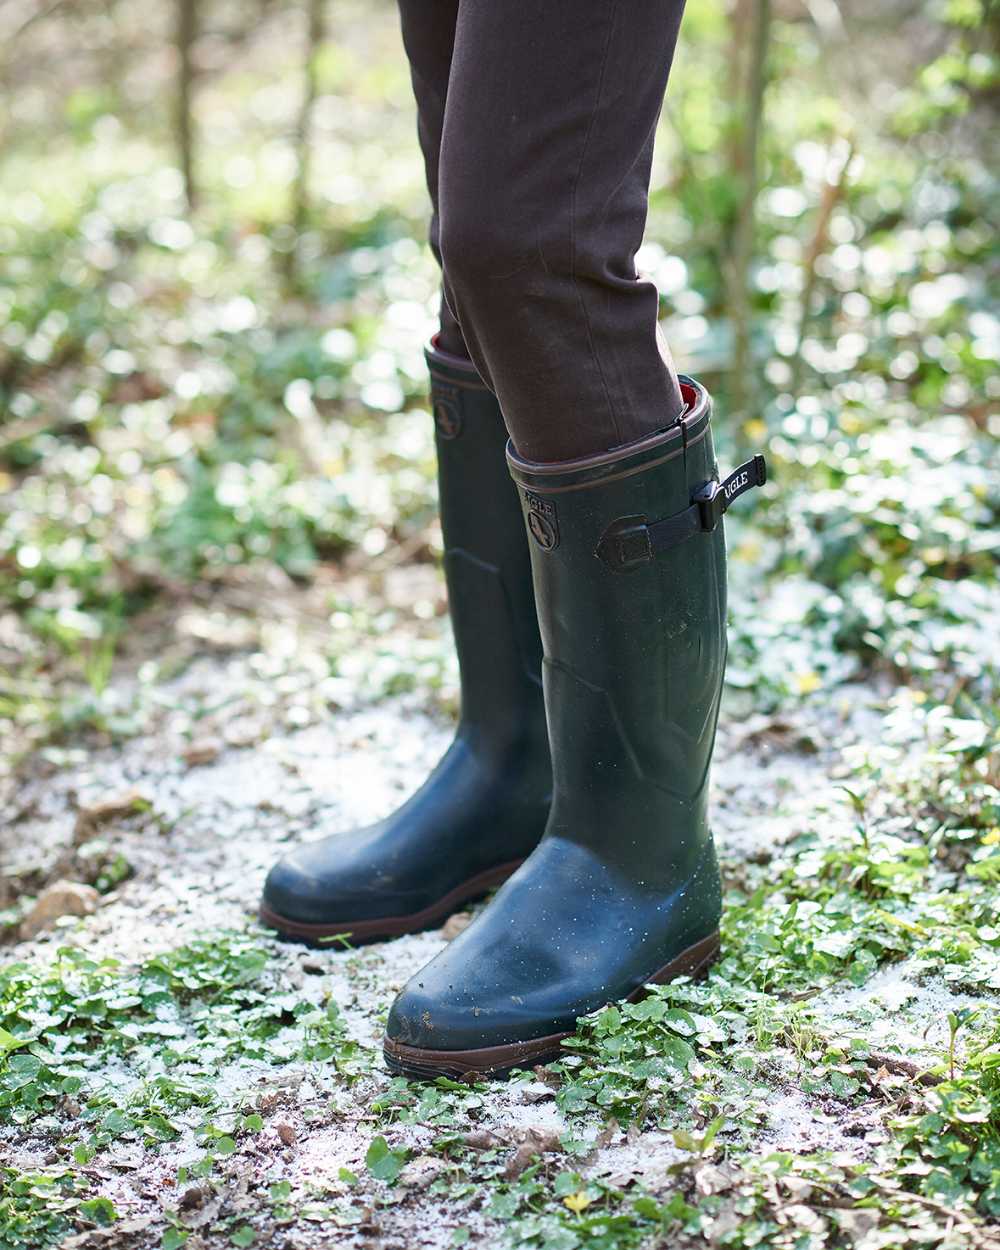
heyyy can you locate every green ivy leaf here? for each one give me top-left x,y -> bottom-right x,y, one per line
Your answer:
365,1135 -> 407,1183
79,1197 -> 118,1226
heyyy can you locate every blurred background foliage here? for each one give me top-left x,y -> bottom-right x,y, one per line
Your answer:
0,0 -> 997,762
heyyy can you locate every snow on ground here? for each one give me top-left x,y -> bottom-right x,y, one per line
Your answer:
0,621 -> 936,1246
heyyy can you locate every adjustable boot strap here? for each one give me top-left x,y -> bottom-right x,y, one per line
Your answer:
596,454 -> 767,572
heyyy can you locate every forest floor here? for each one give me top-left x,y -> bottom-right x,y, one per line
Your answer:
2,572 -> 997,1250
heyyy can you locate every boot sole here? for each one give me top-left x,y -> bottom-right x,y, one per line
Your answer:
382,928 -> 720,1081
258,858 -> 526,947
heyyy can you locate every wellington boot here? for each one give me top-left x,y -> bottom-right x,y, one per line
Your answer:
384,378 -> 765,1073
261,344 -> 551,944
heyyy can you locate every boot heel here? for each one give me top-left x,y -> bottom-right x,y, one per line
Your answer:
638,928 -> 720,996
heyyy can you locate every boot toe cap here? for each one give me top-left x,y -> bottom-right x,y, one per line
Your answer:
260,832 -> 432,928
384,946 -> 572,1053
261,851 -> 334,925
385,978 -> 508,1052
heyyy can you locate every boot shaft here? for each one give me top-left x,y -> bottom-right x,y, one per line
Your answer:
427,345 -> 547,755
507,380 -> 730,882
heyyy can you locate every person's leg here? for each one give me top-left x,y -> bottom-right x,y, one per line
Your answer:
396,0 -> 468,359
383,1 -> 770,1077
259,3 -> 556,943
437,0 -> 688,461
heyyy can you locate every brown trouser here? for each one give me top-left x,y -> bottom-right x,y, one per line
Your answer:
397,0 -> 689,461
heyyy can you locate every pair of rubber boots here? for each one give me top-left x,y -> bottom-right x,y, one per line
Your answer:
261,342 -> 765,1079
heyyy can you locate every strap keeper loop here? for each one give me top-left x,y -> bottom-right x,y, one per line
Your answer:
595,517 -> 653,571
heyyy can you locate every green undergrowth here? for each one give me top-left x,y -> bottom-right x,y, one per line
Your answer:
0,1167 -> 117,1250
726,406 -> 999,708
0,931 -> 364,1158
1,932 -> 369,1247
5,683 -> 993,1248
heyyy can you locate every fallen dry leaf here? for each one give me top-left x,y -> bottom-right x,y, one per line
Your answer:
20,880 -> 99,940
74,788 -> 149,843
504,1128 -> 563,1180
398,1155 -> 446,1189
181,738 -> 223,768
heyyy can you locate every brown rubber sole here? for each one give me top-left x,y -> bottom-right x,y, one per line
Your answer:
382,928 -> 721,1081
258,858 -> 525,946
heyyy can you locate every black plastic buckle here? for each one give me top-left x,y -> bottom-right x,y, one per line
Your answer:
694,480 -> 726,533
695,453 -> 767,532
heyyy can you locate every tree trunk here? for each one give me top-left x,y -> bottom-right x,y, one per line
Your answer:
791,138 -> 854,393
725,0 -> 771,422
285,0 -> 327,289
176,0 -> 198,213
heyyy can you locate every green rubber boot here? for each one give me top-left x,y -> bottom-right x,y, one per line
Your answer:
384,377 -> 765,1076
261,343 -> 551,944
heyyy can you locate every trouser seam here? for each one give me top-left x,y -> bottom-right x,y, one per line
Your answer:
569,0 -> 623,449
